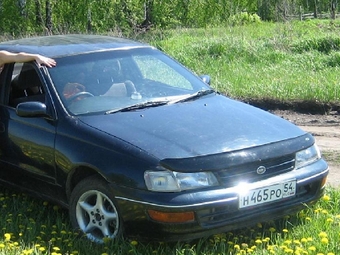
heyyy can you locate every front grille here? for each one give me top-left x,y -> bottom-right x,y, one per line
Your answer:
217,154 -> 295,188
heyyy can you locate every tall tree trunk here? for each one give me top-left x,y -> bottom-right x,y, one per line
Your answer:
45,0 -> 52,34
313,0 -> 318,18
34,0 -> 43,26
142,0 -> 153,27
18,0 -> 26,16
331,0 -> 337,19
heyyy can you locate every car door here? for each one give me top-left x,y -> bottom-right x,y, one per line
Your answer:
0,62 -> 57,185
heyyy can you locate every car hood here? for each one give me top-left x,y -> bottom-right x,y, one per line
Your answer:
79,94 -> 306,159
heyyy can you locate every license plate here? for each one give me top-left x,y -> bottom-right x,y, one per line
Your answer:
239,180 -> 296,209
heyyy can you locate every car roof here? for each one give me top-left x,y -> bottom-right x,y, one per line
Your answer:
0,34 -> 151,58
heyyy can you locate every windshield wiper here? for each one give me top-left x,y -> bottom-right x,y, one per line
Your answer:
105,100 -> 169,115
169,89 -> 215,104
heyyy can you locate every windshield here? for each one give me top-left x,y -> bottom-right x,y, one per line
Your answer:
48,47 -> 211,115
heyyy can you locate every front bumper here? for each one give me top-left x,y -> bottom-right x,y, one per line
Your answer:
114,159 -> 328,241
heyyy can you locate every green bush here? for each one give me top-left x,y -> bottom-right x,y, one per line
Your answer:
228,12 -> 262,26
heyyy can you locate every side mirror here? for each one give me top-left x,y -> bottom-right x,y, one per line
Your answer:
16,101 -> 49,118
200,75 -> 211,85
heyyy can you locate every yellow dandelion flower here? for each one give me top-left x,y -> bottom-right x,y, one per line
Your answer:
103,237 -> 111,243
234,244 -> 240,250
241,243 -> 248,249
294,240 -> 301,245
283,228 -> 289,233
318,232 -> 328,238
308,246 -> 316,251
327,253 -> 335,255
321,237 -> 329,244
130,240 -> 138,246
322,209 -> 328,214
255,239 -> 262,245
307,237 -> 313,242
322,195 -> 330,202
4,233 -> 11,241
263,237 -> 270,242
314,208 -> 322,213
284,240 -> 292,245
305,217 -> 312,221
0,243 -> 4,249
284,248 -> 294,253
39,247 -> 46,252
326,218 -> 333,223
301,238 -> 308,243
269,227 -> 276,232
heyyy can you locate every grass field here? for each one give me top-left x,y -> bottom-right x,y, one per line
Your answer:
141,19 -> 340,104
0,20 -> 339,254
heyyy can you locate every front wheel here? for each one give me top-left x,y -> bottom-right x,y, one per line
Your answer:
69,177 -> 123,243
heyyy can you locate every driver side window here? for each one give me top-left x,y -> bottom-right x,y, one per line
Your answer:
9,63 -> 45,107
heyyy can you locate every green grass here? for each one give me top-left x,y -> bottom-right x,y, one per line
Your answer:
0,185 -> 338,255
139,19 -> 340,103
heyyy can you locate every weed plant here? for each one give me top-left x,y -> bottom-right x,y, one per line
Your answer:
142,19 -> 340,104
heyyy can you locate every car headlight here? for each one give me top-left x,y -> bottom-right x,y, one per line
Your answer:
295,144 -> 321,169
144,170 -> 219,192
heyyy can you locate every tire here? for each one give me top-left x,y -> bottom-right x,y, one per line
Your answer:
69,176 -> 123,243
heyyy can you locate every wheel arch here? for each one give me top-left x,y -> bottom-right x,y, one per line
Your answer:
66,166 -> 108,201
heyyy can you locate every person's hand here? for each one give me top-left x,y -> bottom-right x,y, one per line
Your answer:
35,55 -> 56,68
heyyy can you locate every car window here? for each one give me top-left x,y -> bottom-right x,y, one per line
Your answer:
48,48 -> 210,116
8,63 -> 46,108
133,55 -> 192,90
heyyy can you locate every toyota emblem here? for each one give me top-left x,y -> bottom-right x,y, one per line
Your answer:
256,166 -> 266,175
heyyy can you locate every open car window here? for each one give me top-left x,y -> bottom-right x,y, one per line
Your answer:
8,63 -> 46,108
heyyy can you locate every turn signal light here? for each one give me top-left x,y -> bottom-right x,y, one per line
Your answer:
320,176 -> 327,188
148,210 -> 195,223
